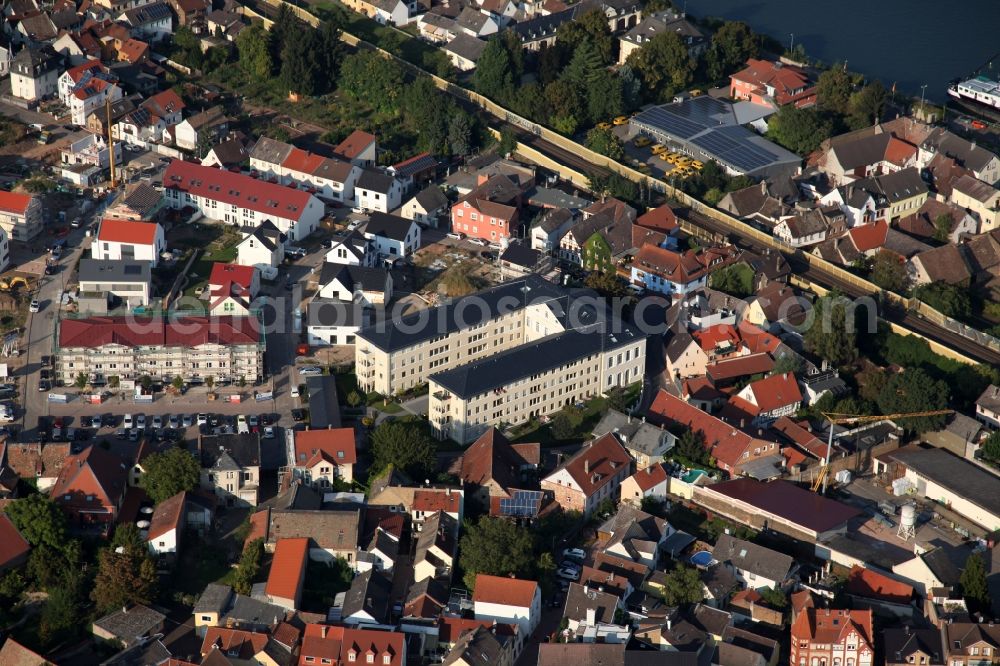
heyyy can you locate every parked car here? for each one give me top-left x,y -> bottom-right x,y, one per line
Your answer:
151,415 -> 162,429
197,413 -> 208,426
103,414 -> 117,428
182,414 -> 194,428
29,299 -> 39,313
38,379 -> 50,392
89,415 -> 102,428
291,408 -> 305,422
446,231 -> 465,241
298,366 -> 323,376
136,414 -> 146,428
263,426 -> 275,439
562,548 -> 586,562
123,414 -> 134,428
556,567 -> 581,581
468,238 -> 487,247
168,414 -> 180,429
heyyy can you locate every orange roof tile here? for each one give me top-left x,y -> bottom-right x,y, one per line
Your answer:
147,490 -> 186,541
201,627 -> 269,659
647,390 -> 753,470
0,513 -> 29,569
335,130 -> 376,159
790,608 -> 873,648
846,566 -> 914,605
636,205 -> 678,233
741,372 -> 802,413
265,537 -> 309,602
630,463 -> 668,492
0,191 -> 33,215
97,218 -> 159,245
848,219 -> 888,252
293,428 -> 357,468
551,433 -> 631,497
472,574 -> 538,607
412,488 -> 461,514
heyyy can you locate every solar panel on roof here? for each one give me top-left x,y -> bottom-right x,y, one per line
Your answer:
498,490 -> 542,517
634,106 -> 704,140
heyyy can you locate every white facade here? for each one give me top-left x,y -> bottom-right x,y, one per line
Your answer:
474,590 -> 541,637
58,65 -> 122,126
365,219 -> 421,259
236,233 -> 283,268
92,225 -> 166,265
0,195 -> 43,241
356,177 -> 404,213
148,525 -> 179,555
61,132 -> 121,170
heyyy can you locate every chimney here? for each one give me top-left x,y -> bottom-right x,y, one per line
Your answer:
586,608 -> 597,625
584,459 -> 590,474
322,626 -> 328,639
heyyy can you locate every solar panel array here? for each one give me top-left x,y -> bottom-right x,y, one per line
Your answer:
634,106 -> 703,139
498,490 -> 543,517
691,125 -> 780,173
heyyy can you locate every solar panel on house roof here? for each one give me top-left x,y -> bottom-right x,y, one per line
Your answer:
498,490 -> 542,517
634,106 -> 704,139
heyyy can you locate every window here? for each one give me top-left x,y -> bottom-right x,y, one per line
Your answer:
367,655 -> 374,664
200,615 -> 213,622
383,656 -> 390,665
348,654 -> 356,662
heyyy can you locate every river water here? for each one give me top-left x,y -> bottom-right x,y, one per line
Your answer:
689,0 -> 1000,102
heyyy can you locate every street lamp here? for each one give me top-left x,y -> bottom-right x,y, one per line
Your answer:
789,33 -> 794,53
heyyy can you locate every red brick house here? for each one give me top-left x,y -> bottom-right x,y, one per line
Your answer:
730,59 -> 816,108
50,445 -> 128,529
451,174 -> 523,243
540,433 -> 632,516
790,608 -> 874,666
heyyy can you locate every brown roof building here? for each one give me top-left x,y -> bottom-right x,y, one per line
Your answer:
541,433 -> 632,516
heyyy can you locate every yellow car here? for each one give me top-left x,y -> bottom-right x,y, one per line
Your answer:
613,115 -> 630,126
691,160 -> 704,170
636,163 -> 651,174
675,157 -> 693,167
651,144 -> 670,156
690,89 -> 704,97
633,136 -> 652,148
596,122 -> 612,131
664,153 -> 682,164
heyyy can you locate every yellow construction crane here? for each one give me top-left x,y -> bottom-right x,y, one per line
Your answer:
812,409 -> 954,493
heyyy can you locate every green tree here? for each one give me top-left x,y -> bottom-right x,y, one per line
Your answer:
460,516 -> 538,590
913,281 -> 972,320
233,538 -> 264,595
281,31 -> 320,96
448,111 -> 474,156
4,494 -> 69,553
538,43 -> 567,86
586,69 -> 625,126
236,24 -> 273,79
847,80 -> 888,129
759,585 -> 788,608
139,447 -> 201,504
370,419 -> 437,479
661,565 -> 704,605
618,64 -> 643,111
875,368 -> 949,433
584,270 -> 627,298
173,26 -> 203,69
497,128 -> 517,157
674,427 -> 709,466
74,372 -> 88,389
705,21 -> 758,81
510,82 -> 545,122
586,126 -> 624,160
475,37 -> 515,102
270,4 -> 298,64
339,51 -> 404,114
816,65 -> 854,114
558,11 -> 615,64
549,408 -> 584,440
982,431 -> 1000,463
960,552 -> 990,610
91,544 -> 157,613
804,294 -> 860,367
870,250 -> 908,293
932,213 -> 952,243
767,105 -> 833,155
709,264 -> 754,297
39,585 -> 81,648
315,20 -> 345,93
172,375 -> 185,391
627,32 -> 695,101
402,78 -> 450,154
346,390 -> 362,408
772,353 -> 803,375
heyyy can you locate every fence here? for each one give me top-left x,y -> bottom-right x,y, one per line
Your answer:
267,0 -> 1000,361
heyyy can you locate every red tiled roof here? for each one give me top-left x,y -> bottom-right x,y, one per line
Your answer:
636,205 -> 678,233
0,513 -> 30,569
141,88 -> 185,118
0,638 -> 48,666
293,428 -> 357,468
472,573 -> 538,607
633,243 -> 734,285
245,509 -> 268,548
459,427 -> 538,494
50,445 -> 128,515
741,373 -> 802,413
781,446 -> 807,468
884,137 -> 917,166
272,622 -> 301,648
630,463 -> 668,492
693,324 -> 742,353
553,432 -> 631,497
731,59 -> 815,106
282,147 -> 326,175
201,627 -> 269,659
118,38 -> 148,63
437,617 -> 517,644
335,130 -> 376,159
97,218 -> 160,245
736,321 -> 782,354
340,628 -> 403,666
771,417 -> 829,459
147,490 -> 186,541
301,624 -> 345,662
848,219 -> 888,252
64,58 -> 105,82
0,191 -> 33,215
846,566 -> 914,605
59,316 -> 260,349
164,160 -> 315,222
412,488 -> 461,513
790,608 -> 873,648
648,390 -> 757,470
209,262 -> 255,290
705,353 -> 775,382
266,537 -> 308,602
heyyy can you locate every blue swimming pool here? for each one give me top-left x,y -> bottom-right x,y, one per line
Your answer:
689,550 -> 715,567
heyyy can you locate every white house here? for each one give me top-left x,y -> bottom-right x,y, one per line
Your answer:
372,0 -> 411,26
531,208 -> 576,253
172,107 -> 227,152
820,186 -> 877,228
473,574 -> 541,637
61,132 -> 121,171
400,185 -> 449,226
250,137 -> 361,204
0,191 -> 42,242
442,34 -> 488,71
208,262 -> 259,316
58,60 -> 122,126
163,160 -> 323,242
10,45 -> 60,102
290,427 -> 357,486
119,2 -> 174,41
325,230 -> 375,267
976,384 -> 1000,429
77,258 -> 152,308
334,130 -> 377,167
307,299 -> 372,347
92,219 -> 166,266
731,372 -> 803,426
236,220 -> 286,269
115,89 -> 185,148
630,244 -> 733,298
146,490 -> 189,557
773,210 -> 830,248
355,169 -> 403,213
364,212 -> 421,260
317,263 -> 393,306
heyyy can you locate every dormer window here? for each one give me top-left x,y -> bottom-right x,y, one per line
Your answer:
348,653 -> 356,662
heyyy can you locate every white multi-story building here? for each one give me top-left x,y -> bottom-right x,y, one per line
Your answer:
0,191 -> 42,241
10,45 -> 60,102
356,275 -> 645,444
249,137 -> 361,204
56,316 -> 264,386
58,60 -> 122,126
355,169 -> 403,213
92,219 -> 166,266
163,160 -> 324,242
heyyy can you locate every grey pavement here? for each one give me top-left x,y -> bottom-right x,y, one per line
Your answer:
400,394 -> 428,418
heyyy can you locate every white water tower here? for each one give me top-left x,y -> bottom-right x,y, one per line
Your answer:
897,503 -> 917,540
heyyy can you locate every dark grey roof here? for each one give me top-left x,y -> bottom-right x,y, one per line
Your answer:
444,626 -> 506,666
873,167 -> 927,203
11,44 -> 60,74
261,639 -> 294,666
526,187 -> 592,210
404,576 -> 449,607
228,593 -> 286,627
242,219 -> 285,252
308,299 -> 373,328
319,262 -> 390,294
341,568 -> 392,622
101,639 -> 172,666
664,327 -> 696,363
691,603 -> 730,637
920,545 -> 969,587
391,153 -> 438,179
412,184 -> 449,212
305,375 -> 342,430
711,643 -> 765,666
922,127 -> 999,172
78,258 -> 150,284
830,132 -> 894,171
534,207 -> 575,232
879,445 -> 999,516
208,138 -> 250,167
123,1 -> 172,24
720,626 -> 779,665
121,182 -> 162,214
537,643 -> 626,666
358,274 -> 563,352
200,433 -> 261,469
194,583 -> 233,614
364,212 -> 414,242
563,582 -> 619,626
414,510 -> 457,564
455,7 -> 490,31
882,627 -> 945,665
357,169 -> 395,194
499,242 -> 541,268
977,384 -> 1000,414
712,533 -> 794,583
267,481 -> 323,510
592,409 -> 668,457
430,326 -> 642,399
443,33 -> 488,62
249,136 -> 293,166
92,604 -> 165,642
